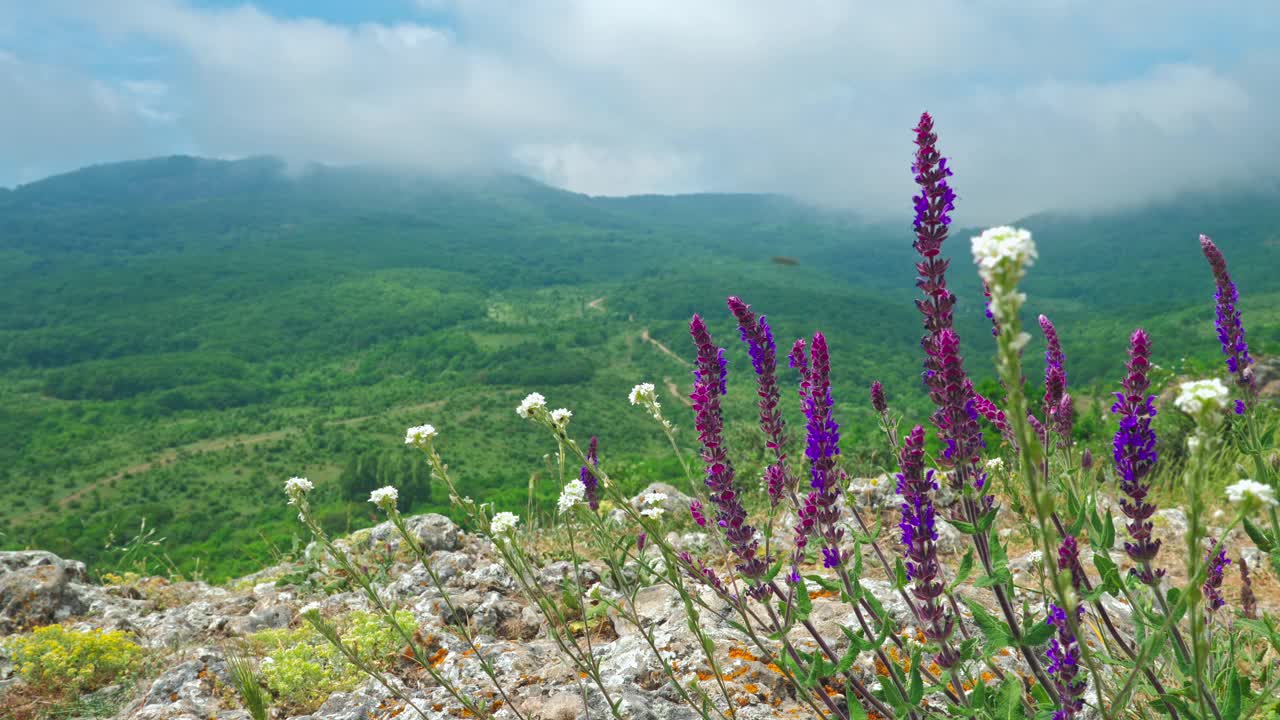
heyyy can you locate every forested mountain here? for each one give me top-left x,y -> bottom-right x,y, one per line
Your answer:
3,157 -> 1276,579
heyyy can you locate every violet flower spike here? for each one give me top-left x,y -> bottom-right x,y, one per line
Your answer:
1112,329 -> 1163,585
728,296 -> 791,504
1040,314 -> 1073,442
1057,535 -> 1086,591
795,332 -> 846,569
689,314 -> 766,581
870,380 -> 888,414
1203,541 -> 1229,614
1200,234 -> 1255,407
1046,603 -> 1087,720
897,424 -> 957,667
1240,553 -> 1257,619
579,436 -> 600,511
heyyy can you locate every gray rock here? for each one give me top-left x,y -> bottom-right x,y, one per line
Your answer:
0,551 -> 88,633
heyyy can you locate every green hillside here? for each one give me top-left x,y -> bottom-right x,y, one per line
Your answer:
2,157 -> 1276,580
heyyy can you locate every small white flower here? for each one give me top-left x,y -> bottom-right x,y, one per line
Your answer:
368,486 -> 399,510
629,383 -> 657,406
299,601 -> 323,616
971,226 -> 1037,285
1226,479 -> 1277,507
558,479 -> 588,514
404,424 -> 437,446
640,506 -> 666,519
1010,331 -> 1032,352
490,511 -> 520,534
517,392 -> 547,418
1175,378 -> 1231,424
639,491 -> 668,506
261,657 -> 276,666
984,457 -> 1005,472
285,477 -> 313,505
550,408 -> 573,427
1186,435 -> 1202,455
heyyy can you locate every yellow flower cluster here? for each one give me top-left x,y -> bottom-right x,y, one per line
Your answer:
3,624 -> 142,693
249,609 -> 415,712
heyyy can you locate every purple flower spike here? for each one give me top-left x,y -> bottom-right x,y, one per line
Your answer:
728,296 -> 792,505
1040,315 -> 1074,443
1203,541 -> 1230,614
1200,235 -> 1256,404
912,112 -> 958,336
926,329 -> 986,483
579,436 -> 601,511
1240,553 -> 1257,619
690,500 -> 707,527
870,380 -> 888,414
793,333 -> 845,570
1046,604 -> 1087,720
690,315 -> 766,581
1058,535 -> 1086,591
897,425 -> 957,667
1112,329 -> 1163,585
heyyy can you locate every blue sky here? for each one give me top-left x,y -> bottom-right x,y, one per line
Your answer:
2,1 -> 1277,220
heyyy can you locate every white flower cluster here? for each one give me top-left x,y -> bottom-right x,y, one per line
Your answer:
638,490 -> 668,519
972,226 -> 1037,284
628,381 -> 672,429
1174,378 -> 1231,425
284,476 -> 313,503
984,457 -> 1005,472
490,511 -> 520,534
368,485 -> 399,511
558,478 -> 588,514
549,408 -> 573,428
517,392 -> 547,418
629,382 -> 657,406
404,424 -> 437,446
1226,479 -> 1277,508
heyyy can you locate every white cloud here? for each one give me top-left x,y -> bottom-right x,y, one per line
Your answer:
4,0 -> 1278,220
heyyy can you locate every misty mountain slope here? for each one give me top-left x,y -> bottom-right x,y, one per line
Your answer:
1,156 -> 1276,579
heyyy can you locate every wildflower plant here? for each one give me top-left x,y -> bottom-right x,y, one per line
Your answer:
287,111 -> 1280,720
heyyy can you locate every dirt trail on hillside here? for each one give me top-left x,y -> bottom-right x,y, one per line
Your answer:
52,400 -> 449,511
587,296 -> 606,312
641,328 -> 690,367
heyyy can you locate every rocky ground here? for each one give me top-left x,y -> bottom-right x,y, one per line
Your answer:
1,482 -> 1273,720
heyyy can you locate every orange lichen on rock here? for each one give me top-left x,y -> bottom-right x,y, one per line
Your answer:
427,647 -> 449,668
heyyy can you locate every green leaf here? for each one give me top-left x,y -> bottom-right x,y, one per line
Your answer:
964,598 -> 1012,653
805,573 -> 843,594
949,550 -> 975,592
977,508 -> 999,534
846,680 -> 868,720
1093,552 -> 1122,594
1243,517 -> 1275,553
908,650 -> 924,705
794,576 -> 812,622
950,519 -> 978,535
996,677 -> 1023,720
894,558 -> 909,589
1223,668 -> 1242,720
763,556 -> 786,584
1022,618 -> 1054,647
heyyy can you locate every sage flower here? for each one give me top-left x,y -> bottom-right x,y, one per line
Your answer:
1046,603 -> 1087,720
1039,315 -> 1073,442
897,424 -> 957,667
1200,234 -> 1255,405
580,436 -> 600,511
690,314 -> 766,580
729,296 -> 791,504
870,380 -> 887,414
1203,540 -> 1230,614
1112,329 -> 1163,584
792,332 -> 846,568
1240,553 -> 1257,619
